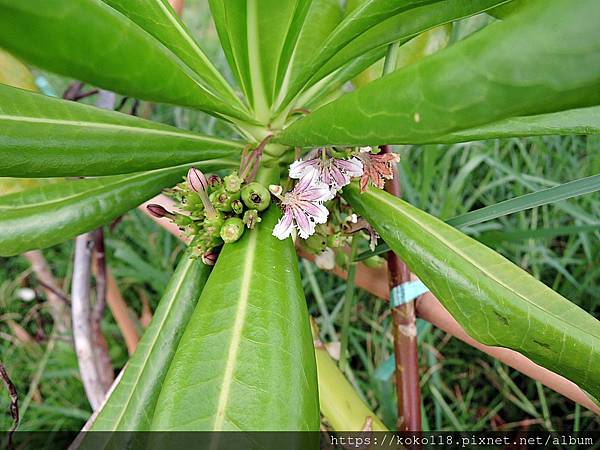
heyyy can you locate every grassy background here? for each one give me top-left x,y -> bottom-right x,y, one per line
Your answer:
1,0 -> 599,432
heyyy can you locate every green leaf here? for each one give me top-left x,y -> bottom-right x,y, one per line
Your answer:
447,173 -> 600,228
276,0 -> 600,146
428,106 -> 600,144
280,0 -> 343,108
345,184 -> 600,401
151,206 -> 319,431
0,161 -> 229,256
98,0 -> 245,112
282,0 -> 445,108
208,0 -> 311,121
89,255 -> 211,435
0,84 -> 243,177
487,0 -> 526,18
357,173 -> 600,259
0,0 -> 248,119
305,0 -> 507,95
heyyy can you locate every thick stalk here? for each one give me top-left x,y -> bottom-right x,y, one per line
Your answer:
381,144 -> 422,432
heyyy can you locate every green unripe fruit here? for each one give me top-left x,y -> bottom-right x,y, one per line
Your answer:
363,255 -> 385,269
231,199 -> 244,215
241,182 -> 271,211
243,209 -> 261,229
207,175 -> 223,192
220,217 -> 245,244
224,171 -> 243,193
304,233 -> 327,253
210,188 -> 241,212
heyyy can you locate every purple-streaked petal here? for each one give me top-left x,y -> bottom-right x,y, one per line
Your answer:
291,205 -> 315,239
272,208 -> 294,240
299,201 -> 329,224
329,165 -> 349,189
295,169 -> 318,192
289,159 -> 319,179
336,158 -> 364,177
299,184 -> 334,202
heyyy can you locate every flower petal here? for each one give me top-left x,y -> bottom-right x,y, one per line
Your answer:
336,158 -> 363,178
272,208 -> 294,240
289,159 -> 318,179
292,205 -> 315,239
299,201 -> 329,224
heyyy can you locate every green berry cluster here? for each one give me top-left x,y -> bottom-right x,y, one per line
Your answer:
149,168 -> 271,265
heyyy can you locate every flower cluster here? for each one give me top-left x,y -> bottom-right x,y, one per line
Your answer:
270,146 -> 399,242
148,167 -> 271,265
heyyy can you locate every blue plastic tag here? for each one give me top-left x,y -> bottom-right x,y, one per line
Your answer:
390,280 -> 429,308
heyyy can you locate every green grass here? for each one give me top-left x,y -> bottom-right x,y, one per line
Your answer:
1,3 -> 599,433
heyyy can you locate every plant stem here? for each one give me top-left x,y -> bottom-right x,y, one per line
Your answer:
338,236 -> 360,372
381,144 -> 423,432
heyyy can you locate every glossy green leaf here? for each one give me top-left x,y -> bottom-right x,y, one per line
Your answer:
306,0 -> 507,94
89,255 -> 211,436
151,206 -> 319,431
0,84 -> 243,177
0,161 -> 230,256
99,0 -> 245,112
345,184 -> 600,401
487,0 -> 526,18
0,0 -> 248,119
281,0 -> 446,107
279,0 -> 343,109
429,106 -> 600,144
357,173 -> 600,259
276,0 -> 600,147
301,47 -> 386,112
208,0 -> 311,120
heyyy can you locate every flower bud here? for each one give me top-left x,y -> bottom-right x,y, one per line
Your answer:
220,217 -> 245,244
224,171 -> 243,193
269,184 -> 283,198
201,251 -> 219,266
207,174 -> 223,192
146,204 -> 174,219
241,182 -> 271,211
187,167 -> 218,219
187,167 -> 208,193
243,209 -> 261,229
231,199 -> 244,215
315,248 -> 336,271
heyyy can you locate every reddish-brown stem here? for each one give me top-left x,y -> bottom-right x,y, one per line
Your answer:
381,144 -> 422,432
0,363 -> 18,450
239,134 -> 273,182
